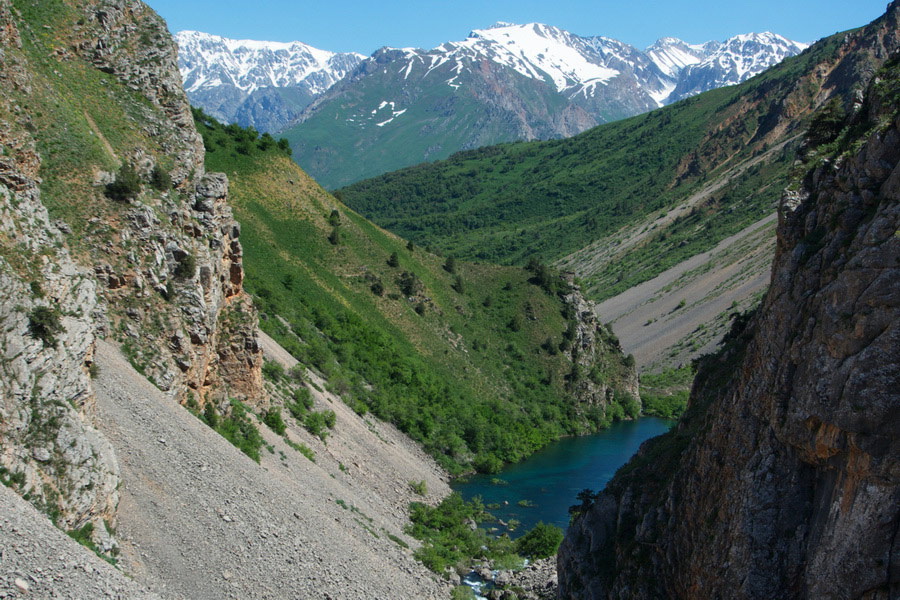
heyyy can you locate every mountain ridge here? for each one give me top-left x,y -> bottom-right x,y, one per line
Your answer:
177,23 -> 806,188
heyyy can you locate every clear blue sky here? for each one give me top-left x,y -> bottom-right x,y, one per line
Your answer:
144,0 -> 889,55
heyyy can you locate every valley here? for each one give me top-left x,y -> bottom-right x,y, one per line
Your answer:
0,0 -> 897,599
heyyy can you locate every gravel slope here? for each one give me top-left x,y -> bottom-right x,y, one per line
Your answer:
0,485 -> 159,599
93,339 -> 449,599
257,330 -> 450,522
596,213 -> 775,370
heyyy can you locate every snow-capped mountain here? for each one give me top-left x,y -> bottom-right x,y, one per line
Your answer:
663,32 -> 809,100
175,31 -> 365,132
175,23 -> 807,187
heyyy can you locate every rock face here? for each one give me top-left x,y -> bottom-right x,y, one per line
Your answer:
0,0 -> 263,538
562,277 -> 640,416
557,37 -> 900,600
0,0 -> 119,533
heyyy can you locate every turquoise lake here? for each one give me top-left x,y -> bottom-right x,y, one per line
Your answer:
451,417 -> 673,534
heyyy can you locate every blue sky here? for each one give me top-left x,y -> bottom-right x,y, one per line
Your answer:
145,0 -> 889,54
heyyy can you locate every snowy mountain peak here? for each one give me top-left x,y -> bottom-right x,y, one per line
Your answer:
175,30 -> 365,96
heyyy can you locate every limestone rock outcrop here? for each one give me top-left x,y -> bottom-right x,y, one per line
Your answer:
562,277 -> 640,415
557,23 -> 900,599
0,0 -> 264,539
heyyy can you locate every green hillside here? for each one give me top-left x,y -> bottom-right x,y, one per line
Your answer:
196,110 -> 637,475
280,48 -> 578,190
337,31 -> 853,300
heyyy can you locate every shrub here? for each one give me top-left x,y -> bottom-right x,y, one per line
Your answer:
515,522 -> 563,559
149,165 -> 172,191
443,256 -> 456,273
288,387 -> 314,419
288,365 -> 306,382
387,252 -> 400,268
262,407 -> 286,435
398,271 -> 421,296
202,402 -> 219,428
328,209 -> 341,227
28,306 -> 63,348
328,227 -> 340,245
304,410 -> 335,440
216,401 -> 264,462
174,253 -> 196,279
371,280 -> 385,296
262,360 -> 285,381
409,480 -> 428,496
105,163 -> 142,201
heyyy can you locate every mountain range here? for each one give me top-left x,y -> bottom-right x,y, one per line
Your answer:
177,24 -> 807,188
175,30 -> 365,134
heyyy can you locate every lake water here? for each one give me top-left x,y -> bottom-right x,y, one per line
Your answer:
451,417 -> 673,534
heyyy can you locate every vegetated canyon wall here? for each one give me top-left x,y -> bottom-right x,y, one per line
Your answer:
557,48 -> 900,600
0,0 -> 263,538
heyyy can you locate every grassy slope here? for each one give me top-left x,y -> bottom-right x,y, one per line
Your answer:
197,112 -> 636,475
337,33 -> 848,301
281,53 -> 577,191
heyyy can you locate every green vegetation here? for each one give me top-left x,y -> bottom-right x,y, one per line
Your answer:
173,252 -> 196,280
514,521 -> 564,559
451,586 -> 477,600
197,400 -> 265,462
262,407 -> 287,436
262,360 -> 285,381
337,31 -> 849,300
409,480 -> 428,496
27,306 -> 64,348
407,493 -> 563,573
104,163 -> 142,202
197,112 -> 636,475
303,409 -> 336,441
285,438 -> 316,462
66,522 -> 117,566
640,365 -> 695,419
406,493 -> 520,574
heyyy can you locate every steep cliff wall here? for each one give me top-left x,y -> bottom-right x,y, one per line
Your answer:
558,45 -> 900,600
0,0 -> 263,535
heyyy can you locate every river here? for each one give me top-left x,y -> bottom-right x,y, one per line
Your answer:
451,417 -> 673,534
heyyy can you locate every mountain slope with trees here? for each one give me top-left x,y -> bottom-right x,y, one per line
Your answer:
339,12 -> 896,303
195,109 -> 639,475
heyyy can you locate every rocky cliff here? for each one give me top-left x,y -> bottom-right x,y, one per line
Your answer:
561,276 -> 640,416
557,45 -> 900,600
0,0 -> 263,540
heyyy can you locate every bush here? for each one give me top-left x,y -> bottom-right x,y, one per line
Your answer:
409,480 -> 428,496
105,163 -> 141,201
398,271 -> 421,296
328,227 -> 340,245
262,360 -> 285,381
149,165 -> 172,191
328,209 -> 341,227
28,306 -> 63,348
174,253 -> 197,280
216,401 -> 264,462
304,410 -> 335,440
443,256 -> 456,273
515,521 -> 563,559
387,252 -> 400,268
262,407 -> 286,436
